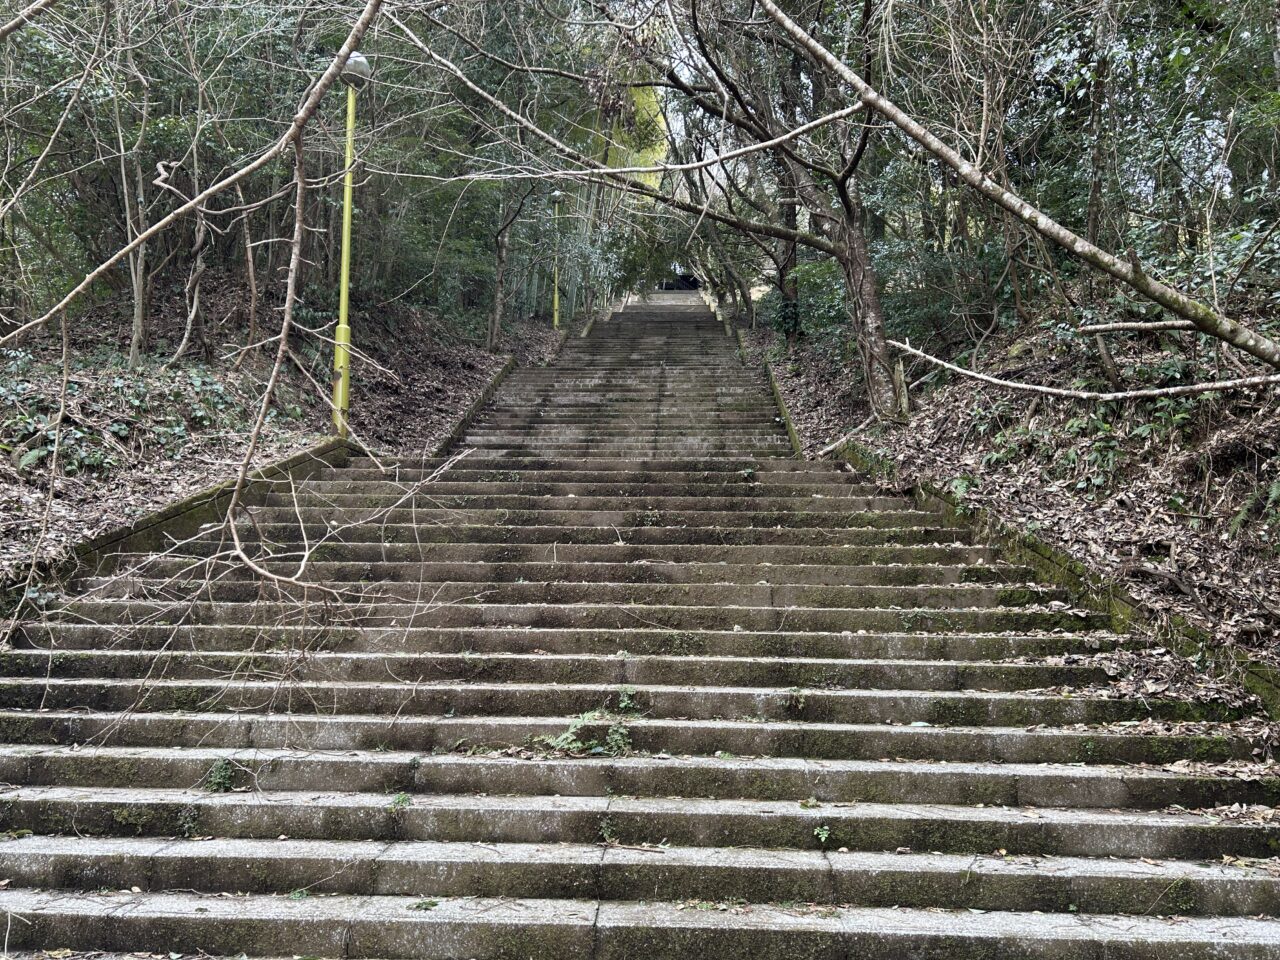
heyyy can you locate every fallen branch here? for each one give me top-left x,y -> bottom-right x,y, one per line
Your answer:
1078,321 -> 1196,335
888,339 -> 1280,401
817,415 -> 874,458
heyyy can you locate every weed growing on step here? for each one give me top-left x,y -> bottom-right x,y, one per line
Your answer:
598,816 -> 619,845
786,687 -> 808,714
615,685 -> 639,712
203,759 -> 235,793
388,792 -> 412,810
604,723 -> 633,755
526,711 -> 635,758
111,807 -> 152,835
409,899 -> 440,911
813,824 -> 832,845
532,713 -> 596,754
1158,878 -> 1200,915
663,631 -> 701,655
176,805 -> 200,838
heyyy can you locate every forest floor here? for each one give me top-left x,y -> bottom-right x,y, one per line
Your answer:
743,323 -> 1280,663
1,276 -> 562,586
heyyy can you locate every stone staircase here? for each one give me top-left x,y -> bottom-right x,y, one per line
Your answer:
2,295 -> 1278,957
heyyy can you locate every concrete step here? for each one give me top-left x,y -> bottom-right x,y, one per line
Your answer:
1,649 -> 1105,691
254,492 -> 920,511
467,426 -> 784,436
455,449 -> 799,460
469,423 -> 783,432
76,579 -> 1065,611
485,387 -> 771,396
0,745 -> 1270,809
4,786 -> 1276,859
456,442 -> 795,453
2,710 -> 1250,765
45,599 -> 1110,633
11,891 -> 1274,960
0,679 -> 1214,724
14,624 -> 1121,659
468,412 -> 782,422
311,468 -> 867,486
292,478 -> 878,496
118,541 -> 1001,566
477,400 -> 774,406
116,558 -> 1032,588
473,412 -> 783,422
228,506 -> 950,528
3,835 -> 1275,916
203,523 -> 978,547
340,456 -> 848,472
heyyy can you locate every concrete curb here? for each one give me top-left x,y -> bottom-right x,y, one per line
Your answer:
741,338 -> 1280,717
735,328 -> 803,460
828,436 -> 1280,718
698,289 -> 735,337
433,355 -> 517,458
2,436 -> 359,614
3,336 -> 531,614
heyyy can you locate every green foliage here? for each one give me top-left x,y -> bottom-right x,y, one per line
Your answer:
615,685 -> 639,713
757,259 -> 846,342
203,759 -> 235,794
529,711 -> 634,757
1229,480 -> 1280,540
0,346 -> 312,480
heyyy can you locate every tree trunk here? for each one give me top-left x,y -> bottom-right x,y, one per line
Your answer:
1273,0 -> 1280,89
779,174 -> 800,351
488,229 -> 509,351
839,187 -> 899,419
235,184 -> 259,368
1085,1 -> 1123,390
1085,0 -> 1111,263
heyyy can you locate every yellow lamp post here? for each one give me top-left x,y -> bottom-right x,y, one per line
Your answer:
551,189 -> 563,331
331,50 -> 372,439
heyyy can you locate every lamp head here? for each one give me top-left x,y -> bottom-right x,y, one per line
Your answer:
341,51 -> 372,91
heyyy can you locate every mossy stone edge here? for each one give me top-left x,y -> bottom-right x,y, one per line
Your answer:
745,337 -> 1280,718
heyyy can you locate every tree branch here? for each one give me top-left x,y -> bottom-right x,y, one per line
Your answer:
888,338 -> 1280,401
756,0 -> 1280,371
0,0 -> 385,348
0,0 -> 57,43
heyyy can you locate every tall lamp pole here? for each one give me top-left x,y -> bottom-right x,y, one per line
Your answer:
551,190 -> 563,331
332,51 -> 372,439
